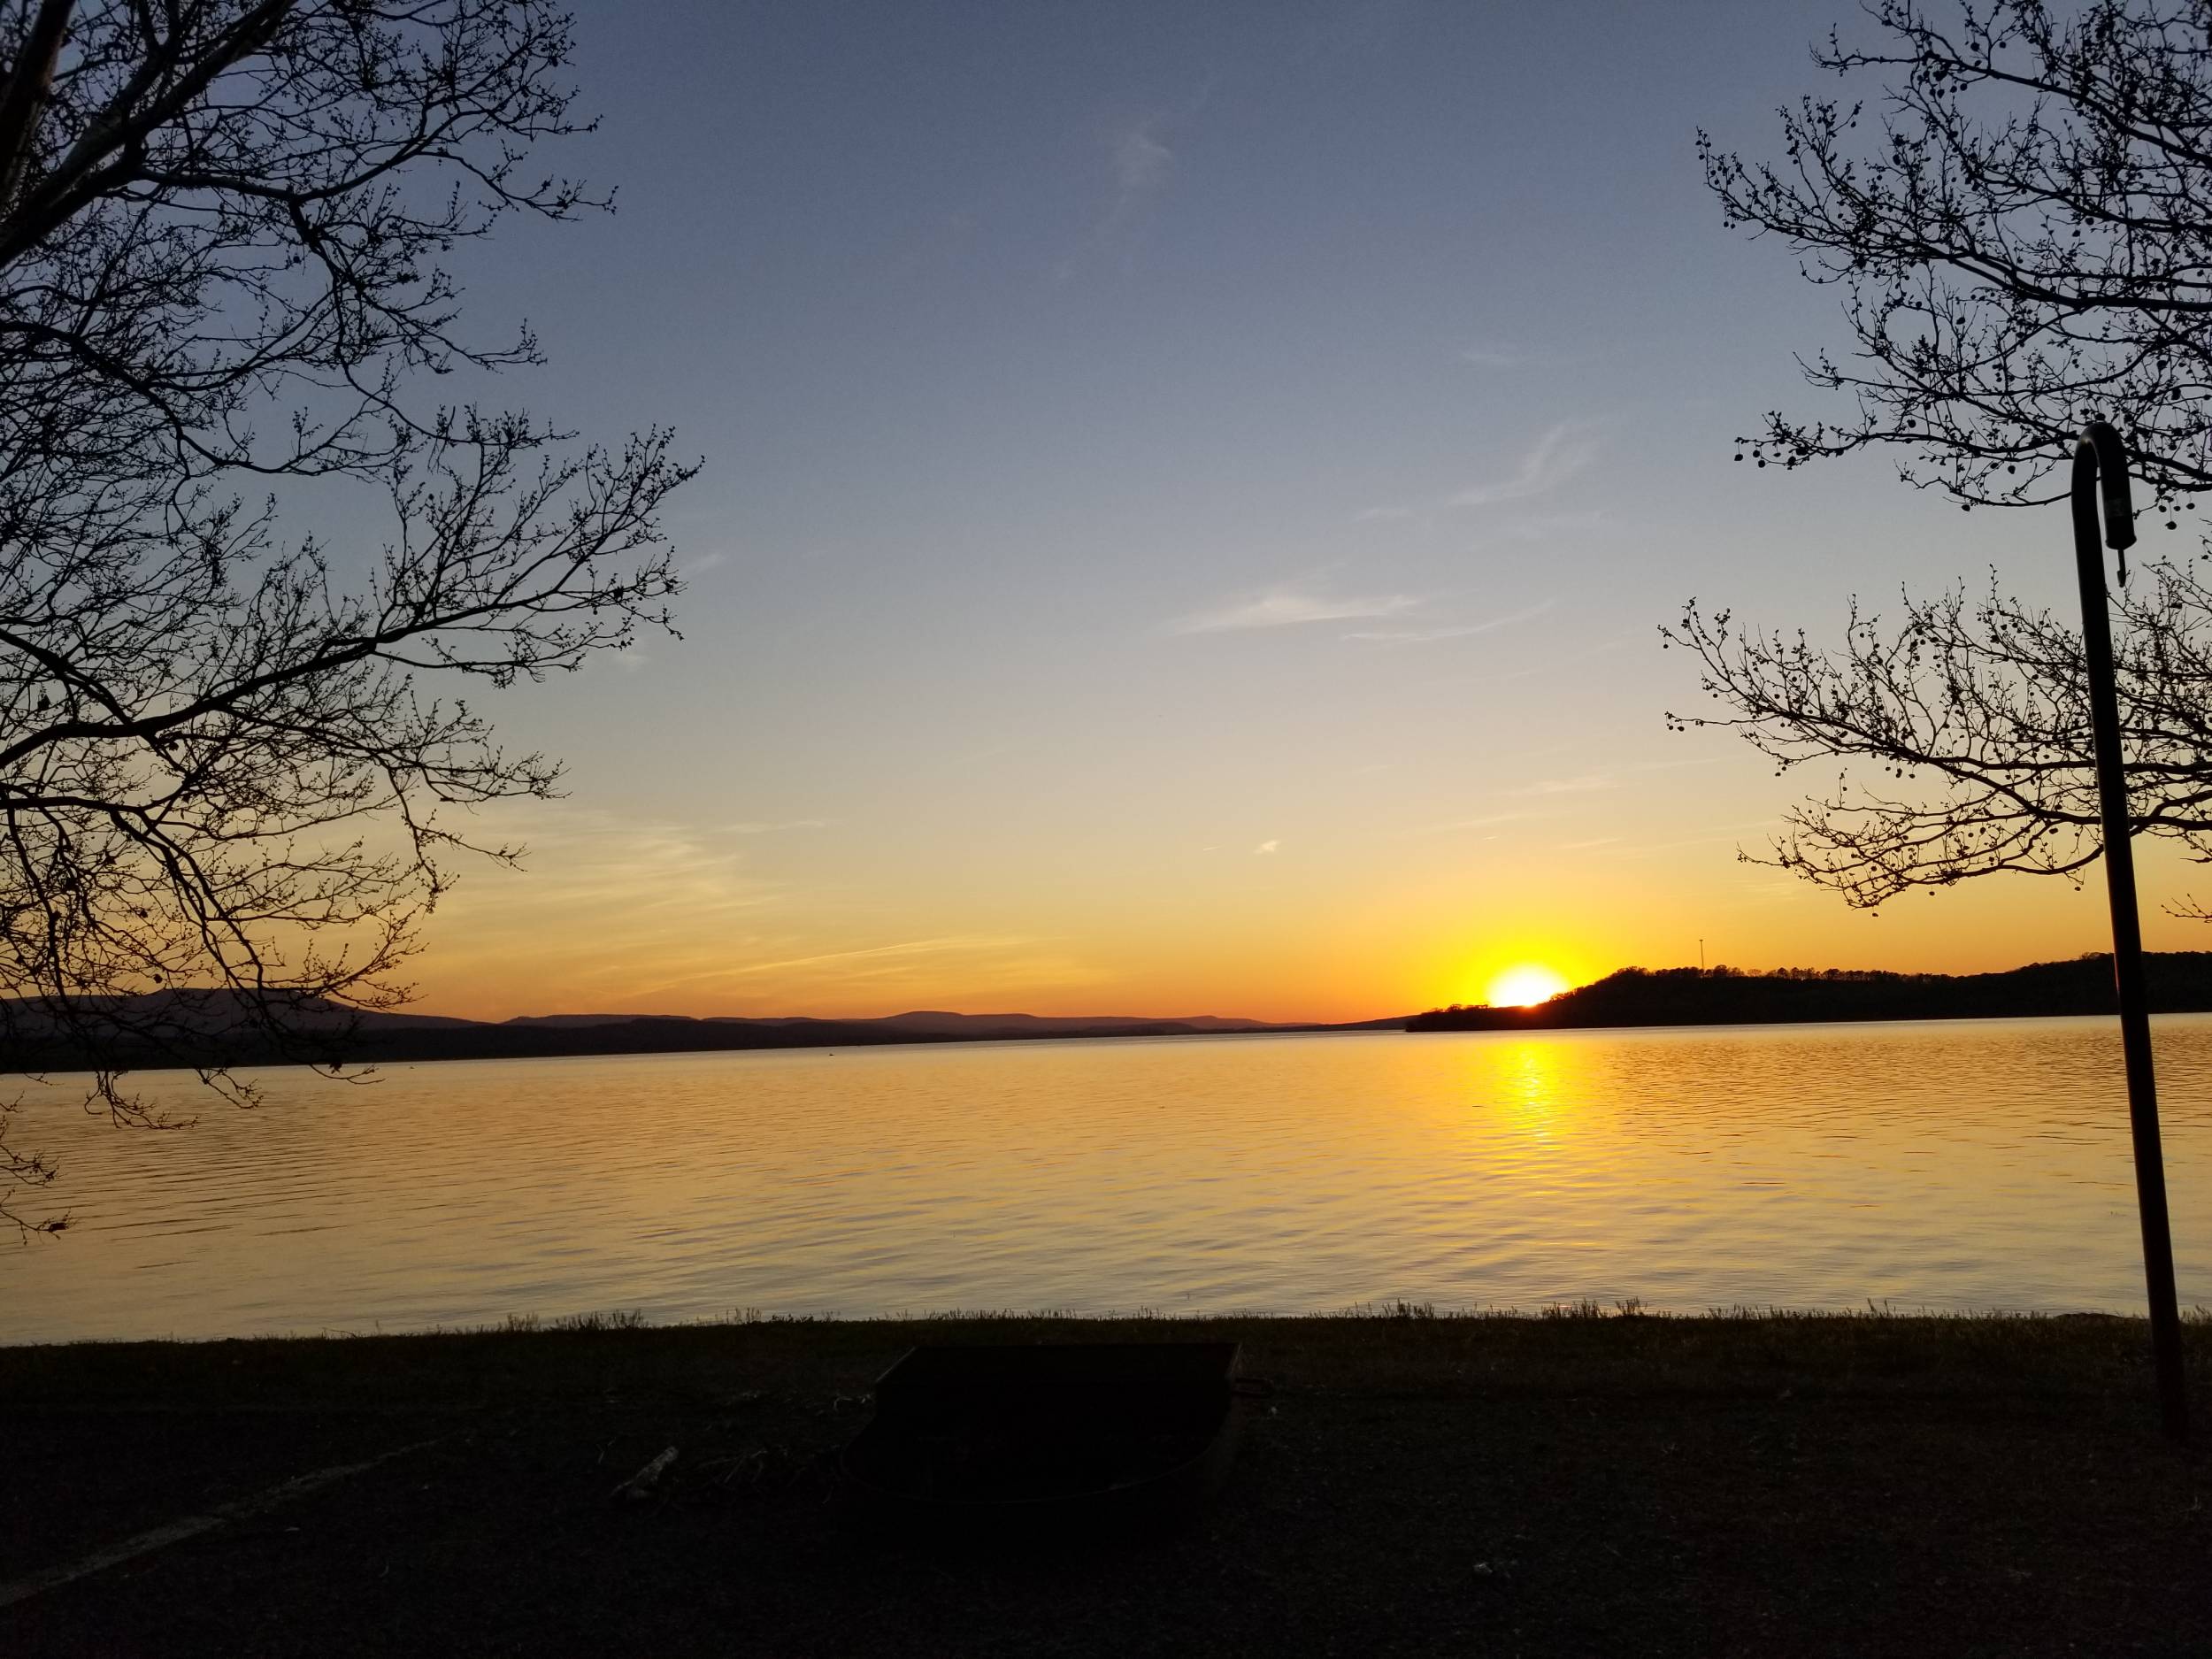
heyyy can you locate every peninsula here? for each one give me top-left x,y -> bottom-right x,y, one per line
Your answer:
1409,952 -> 2212,1031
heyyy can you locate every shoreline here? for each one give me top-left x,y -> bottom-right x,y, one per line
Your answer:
27,1002 -> 2212,1081
4,1296 -> 2191,1352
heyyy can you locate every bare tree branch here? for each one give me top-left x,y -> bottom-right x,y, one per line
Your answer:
1684,3 -> 2212,929
1663,566 -> 2212,906
1702,1 -> 2212,511
0,2 -> 694,1235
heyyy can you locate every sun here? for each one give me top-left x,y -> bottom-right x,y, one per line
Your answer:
1486,964 -> 1571,1008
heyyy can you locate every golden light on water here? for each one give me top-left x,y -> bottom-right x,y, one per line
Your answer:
1486,964 -> 1571,1007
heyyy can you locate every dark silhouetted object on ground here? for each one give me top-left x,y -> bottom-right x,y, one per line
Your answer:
839,1343 -> 1244,1541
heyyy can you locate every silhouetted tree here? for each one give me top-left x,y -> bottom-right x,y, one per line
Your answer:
0,0 -> 691,1232
1675,2 -> 2212,915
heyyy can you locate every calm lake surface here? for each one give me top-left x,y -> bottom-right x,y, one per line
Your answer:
8,1018 -> 2212,1343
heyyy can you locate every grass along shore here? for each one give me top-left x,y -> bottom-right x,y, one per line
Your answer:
7,1308 -> 2212,1657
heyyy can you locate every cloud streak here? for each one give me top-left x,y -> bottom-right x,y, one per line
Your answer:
1113,116 -> 1174,198
1409,810 -> 1533,835
1172,588 -> 1424,634
1506,773 -> 1617,798
1448,421 -> 1600,509
703,934 -> 1038,980
414,804 -> 794,1010
1346,596 -> 1556,643
1058,108 -> 1189,278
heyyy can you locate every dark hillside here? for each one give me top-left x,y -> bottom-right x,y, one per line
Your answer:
4,999 -> 1377,1071
1407,953 -> 2212,1032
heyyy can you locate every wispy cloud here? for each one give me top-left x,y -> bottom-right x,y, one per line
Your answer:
415,804 -> 793,1007
703,935 -> 1032,980
1358,424 -> 1603,523
1346,596 -> 1556,644
628,933 -> 1116,1007
1422,628 -> 1637,692
1113,116 -> 1175,199
1448,421 -> 1601,509
1458,342 -> 1527,369
1172,588 -> 1423,634
1409,810 -> 1534,836
725,818 -> 831,835
1488,509 -> 1612,542
1624,755 -> 1729,775
1058,110 -> 1186,277
1593,819 -> 1780,863
1254,839 -> 1281,855
1506,773 -> 1617,798
411,807 -> 1115,1018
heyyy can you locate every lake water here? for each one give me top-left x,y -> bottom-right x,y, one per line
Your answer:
6,1018 -> 2212,1344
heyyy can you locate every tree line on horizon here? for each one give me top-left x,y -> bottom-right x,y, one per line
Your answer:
1410,954 -> 2212,1032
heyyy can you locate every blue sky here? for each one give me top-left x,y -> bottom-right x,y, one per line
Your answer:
390,0 -> 2191,1019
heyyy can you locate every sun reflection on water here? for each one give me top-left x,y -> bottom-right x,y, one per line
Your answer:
1483,1040 -> 1576,1143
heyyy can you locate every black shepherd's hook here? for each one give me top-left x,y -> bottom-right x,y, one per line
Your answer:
2070,420 -> 2189,1443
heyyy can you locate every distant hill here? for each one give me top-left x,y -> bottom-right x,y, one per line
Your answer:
504,1012 -> 727,1028
830,1010 -> 1273,1036
1406,954 -> 2212,1033
501,1010 -> 1273,1035
4,994 -> 1390,1071
2,988 -> 482,1037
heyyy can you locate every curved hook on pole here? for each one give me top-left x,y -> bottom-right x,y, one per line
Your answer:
2074,421 -> 2138,581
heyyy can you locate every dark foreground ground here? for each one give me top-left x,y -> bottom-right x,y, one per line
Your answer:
6,1310 -> 2212,1657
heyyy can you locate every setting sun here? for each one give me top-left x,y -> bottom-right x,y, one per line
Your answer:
1486,964 -> 1572,1008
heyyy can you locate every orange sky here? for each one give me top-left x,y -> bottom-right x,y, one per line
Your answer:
401,793 -> 2209,1024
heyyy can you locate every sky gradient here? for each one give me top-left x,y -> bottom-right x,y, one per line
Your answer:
381,0 -> 2212,1022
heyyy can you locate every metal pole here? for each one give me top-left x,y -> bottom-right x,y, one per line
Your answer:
2070,421 -> 2189,1442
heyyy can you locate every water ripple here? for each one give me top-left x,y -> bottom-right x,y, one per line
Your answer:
3,1018 -> 2209,1340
